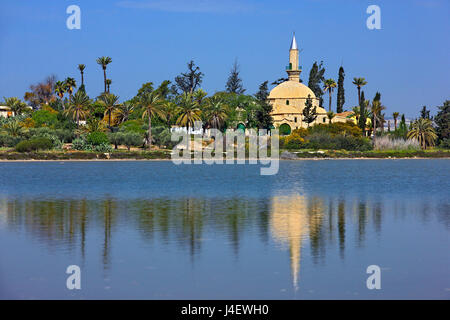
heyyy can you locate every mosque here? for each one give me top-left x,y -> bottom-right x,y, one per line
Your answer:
268,34 -> 347,134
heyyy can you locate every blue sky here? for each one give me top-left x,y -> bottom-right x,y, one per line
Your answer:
0,0 -> 449,117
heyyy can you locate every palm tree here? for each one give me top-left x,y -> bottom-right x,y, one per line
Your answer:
162,101 -> 179,126
3,119 -> 24,136
106,79 -> 112,93
138,92 -> 165,149
54,81 -> 66,110
65,90 -> 91,129
4,97 -> 20,116
78,64 -> 86,86
347,106 -> 360,124
64,77 -> 77,99
193,89 -> 208,107
352,77 -> 367,106
176,93 -> 202,133
205,97 -> 228,130
96,56 -> 112,93
98,93 -> 120,128
323,79 -> 337,112
115,101 -> 135,124
327,111 -> 335,124
392,112 -> 399,130
370,100 -> 386,143
407,118 -> 437,150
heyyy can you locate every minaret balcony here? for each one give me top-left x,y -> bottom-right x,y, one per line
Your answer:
286,65 -> 302,71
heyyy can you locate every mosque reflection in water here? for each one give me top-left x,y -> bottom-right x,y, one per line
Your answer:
0,194 -> 390,290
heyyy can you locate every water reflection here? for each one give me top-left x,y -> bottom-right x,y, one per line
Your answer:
0,194 -> 447,292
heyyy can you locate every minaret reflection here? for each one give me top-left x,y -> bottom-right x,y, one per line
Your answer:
270,194 -> 324,291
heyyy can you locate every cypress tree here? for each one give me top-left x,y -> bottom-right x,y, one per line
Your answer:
358,91 -> 367,135
255,81 -> 273,129
336,66 -> 345,113
302,95 -> 318,127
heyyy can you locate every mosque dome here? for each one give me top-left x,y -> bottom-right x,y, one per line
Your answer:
268,81 -> 316,100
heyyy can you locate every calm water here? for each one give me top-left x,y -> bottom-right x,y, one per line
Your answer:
0,160 -> 449,299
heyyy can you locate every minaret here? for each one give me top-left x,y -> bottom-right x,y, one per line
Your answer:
286,33 -> 301,82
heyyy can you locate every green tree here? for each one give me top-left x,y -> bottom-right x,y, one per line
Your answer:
254,81 -> 273,129
65,90 -> 91,129
205,97 -> 228,130
358,91 -> 368,135
407,118 -> 437,149
371,100 -> 386,143
96,56 -> 112,93
54,81 -> 66,110
420,106 -> 431,119
175,60 -> 204,94
138,91 -> 165,149
308,61 -> 326,107
162,101 -> 178,126
115,101 -> 135,124
4,97 -> 27,116
78,64 -> 86,87
64,77 -> 77,99
434,100 -> 450,142
323,78 -> 337,112
327,111 -> 335,124
226,59 -> 245,94
336,66 -> 345,113
176,93 -> 202,132
352,77 -> 367,108
392,112 -> 400,130
98,93 -> 120,128
302,95 -> 317,127
106,79 -> 112,93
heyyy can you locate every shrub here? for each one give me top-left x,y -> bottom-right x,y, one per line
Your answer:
0,134 -> 23,148
93,143 -> 113,153
72,138 -> 91,151
283,131 -> 306,149
86,131 -> 109,146
305,132 -> 372,151
15,137 -> 53,152
374,136 -> 420,151
308,122 -> 362,137
439,138 -> 450,149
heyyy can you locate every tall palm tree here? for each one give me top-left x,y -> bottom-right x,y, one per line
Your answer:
392,112 -> 399,130
54,81 -> 66,110
370,100 -> 386,143
205,97 -> 228,130
98,93 -> 120,128
78,64 -> 86,86
65,90 -> 91,129
138,92 -> 165,149
162,101 -> 179,126
352,77 -> 367,106
176,93 -> 202,133
64,77 -> 77,99
327,111 -> 335,124
323,79 -> 337,112
106,79 -> 112,93
115,101 -> 135,124
407,118 -> 437,150
96,56 -> 112,93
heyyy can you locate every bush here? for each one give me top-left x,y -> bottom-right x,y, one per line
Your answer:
119,120 -> 146,135
305,132 -> 372,151
15,137 -> 53,152
72,138 -> 91,151
308,122 -> 362,137
86,131 -> 109,146
93,143 -> 113,153
31,109 -> 58,128
439,138 -> 450,149
0,134 -> 23,148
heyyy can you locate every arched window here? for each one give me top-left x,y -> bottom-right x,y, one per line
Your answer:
286,100 -> 289,105
323,117 -> 326,123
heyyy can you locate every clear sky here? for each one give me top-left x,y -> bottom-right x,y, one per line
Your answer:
0,0 -> 449,117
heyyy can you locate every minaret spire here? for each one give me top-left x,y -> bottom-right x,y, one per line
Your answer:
287,33 -> 301,81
